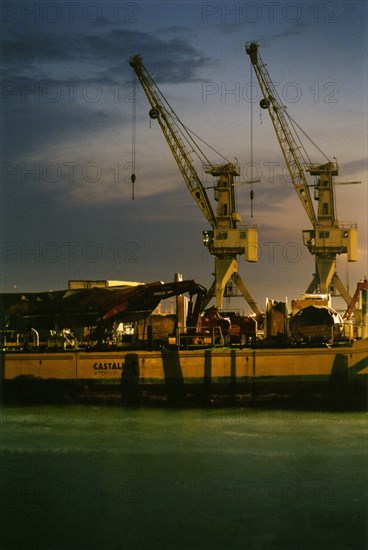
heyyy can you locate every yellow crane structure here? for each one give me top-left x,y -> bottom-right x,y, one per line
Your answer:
129,55 -> 260,314
246,42 -> 358,305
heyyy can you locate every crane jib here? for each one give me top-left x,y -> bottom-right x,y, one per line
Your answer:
129,53 -> 261,313
129,55 -> 217,228
245,42 -> 358,305
245,42 -> 317,227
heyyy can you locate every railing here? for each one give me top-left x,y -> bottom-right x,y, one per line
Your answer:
179,326 -> 225,349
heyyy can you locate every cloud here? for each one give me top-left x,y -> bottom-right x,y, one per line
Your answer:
2,22 -> 215,176
269,22 -> 311,41
338,157 -> 368,177
2,97 -> 129,162
2,27 -> 212,84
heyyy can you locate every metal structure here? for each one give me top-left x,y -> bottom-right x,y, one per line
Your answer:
343,278 -> 368,320
3,280 -> 207,329
129,55 -> 260,314
246,42 -> 358,305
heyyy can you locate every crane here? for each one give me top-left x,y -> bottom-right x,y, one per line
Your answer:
129,55 -> 261,314
245,42 -> 358,306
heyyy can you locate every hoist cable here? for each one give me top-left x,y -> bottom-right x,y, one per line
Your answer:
253,48 -> 330,166
150,75 -> 230,166
250,59 -> 254,217
131,73 -> 137,199
286,111 -> 331,164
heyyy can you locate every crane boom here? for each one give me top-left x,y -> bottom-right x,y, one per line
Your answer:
246,43 -> 317,225
129,54 -> 260,314
129,55 -> 216,228
246,42 -> 358,304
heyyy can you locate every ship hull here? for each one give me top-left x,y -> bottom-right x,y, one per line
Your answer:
1,339 -> 367,406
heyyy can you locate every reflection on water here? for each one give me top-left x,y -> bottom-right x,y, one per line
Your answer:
0,405 -> 367,550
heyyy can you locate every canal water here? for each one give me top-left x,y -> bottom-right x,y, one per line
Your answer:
0,405 -> 366,550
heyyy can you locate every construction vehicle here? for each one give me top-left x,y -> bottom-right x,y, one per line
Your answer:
246,42 -> 358,306
129,55 -> 260,314
1,279 -> 207,350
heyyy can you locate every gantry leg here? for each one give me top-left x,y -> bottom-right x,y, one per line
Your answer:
203,256 -> 260,315
306,258 -> 352,307
232,272 -> 261,316
203,280 -> 216,309
316,257 -> 336,294
333,273 -> 352,306
214,257 -> 237,309
306,273 -> 319,294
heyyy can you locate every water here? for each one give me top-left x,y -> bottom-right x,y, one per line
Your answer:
0,405 -> 367,550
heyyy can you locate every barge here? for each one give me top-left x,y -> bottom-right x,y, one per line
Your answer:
1,339 -> 367,405
1,279 -> 367,406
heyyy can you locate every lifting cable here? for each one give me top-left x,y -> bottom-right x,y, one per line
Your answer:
286,111 -> 331,164
269,73 -> 330,165
258,56 -> 330,166
150,75 -> 230,166
249,59 -> 254,217
131,73 -> 137,199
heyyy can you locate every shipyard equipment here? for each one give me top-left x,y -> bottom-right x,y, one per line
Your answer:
343,278 -> 368,338
3,280 -> 207,328
1,280 -> 207,350
246,43 -> 358,305
129,55 -> 260,314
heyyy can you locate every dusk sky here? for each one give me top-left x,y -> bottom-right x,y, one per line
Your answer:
1,0 -> 367,313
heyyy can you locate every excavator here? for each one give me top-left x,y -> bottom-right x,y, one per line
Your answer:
246,42 -> 358,306
129,55 -> 261,315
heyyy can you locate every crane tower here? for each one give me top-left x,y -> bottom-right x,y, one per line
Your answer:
129,55 -> 260,314
246,42 -> 358,305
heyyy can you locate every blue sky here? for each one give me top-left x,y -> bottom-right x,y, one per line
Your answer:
1,0 -> 367,312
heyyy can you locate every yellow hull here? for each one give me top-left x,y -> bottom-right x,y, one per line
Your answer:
1,339 -> 367,404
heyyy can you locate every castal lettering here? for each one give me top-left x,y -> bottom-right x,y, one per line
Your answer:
93,362 -> 122,370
